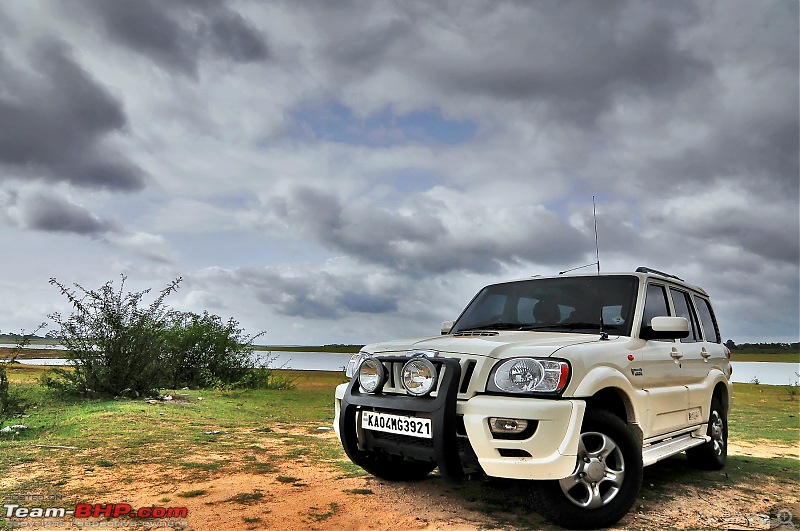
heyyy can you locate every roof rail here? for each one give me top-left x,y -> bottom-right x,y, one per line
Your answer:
635,266 -> 684,281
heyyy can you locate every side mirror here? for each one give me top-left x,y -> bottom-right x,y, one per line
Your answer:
441,320 -> 454,335
640,316 -> 690,340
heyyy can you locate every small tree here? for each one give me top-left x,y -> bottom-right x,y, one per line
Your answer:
45,275 -> 181,397
162,311 -> 264,389
0,326 -> 43,420
0,356 -> 20,420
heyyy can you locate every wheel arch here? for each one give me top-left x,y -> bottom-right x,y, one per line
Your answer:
572,367 -> 644,421
712,380 -> 730,414
583,386 -> 643,448
585,387 -> 633,422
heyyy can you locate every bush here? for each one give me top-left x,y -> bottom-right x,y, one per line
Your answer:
45,275 -> 181,397
0,329 -> 40,419
162,311 -> 264,389
235,356 -> 296,390
0,359 -> 25,419
44,275 -> 280,397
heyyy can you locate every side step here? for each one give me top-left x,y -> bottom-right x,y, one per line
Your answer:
642,432 -> 709,467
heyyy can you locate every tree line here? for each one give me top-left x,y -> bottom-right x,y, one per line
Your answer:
724,340 -> 799,353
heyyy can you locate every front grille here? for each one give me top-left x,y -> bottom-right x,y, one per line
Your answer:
376,356 -> 480,397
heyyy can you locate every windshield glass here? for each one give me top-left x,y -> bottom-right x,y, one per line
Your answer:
452,275 -> 639,336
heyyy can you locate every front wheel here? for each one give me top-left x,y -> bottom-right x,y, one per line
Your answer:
358,452 -> 437,481
686,396 -> 727,470
525,410 -> 642,530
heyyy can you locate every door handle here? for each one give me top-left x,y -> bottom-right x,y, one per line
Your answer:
701,348 -> 711,362
670,347 -> 683,359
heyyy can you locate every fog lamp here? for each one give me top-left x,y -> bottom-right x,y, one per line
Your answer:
489,417 -> 529,434
401,358 -> 437,396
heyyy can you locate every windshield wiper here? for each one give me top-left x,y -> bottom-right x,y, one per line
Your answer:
519,322 -> 619,331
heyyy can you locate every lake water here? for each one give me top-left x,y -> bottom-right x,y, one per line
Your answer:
0,343 -> 66,350
5,353 -> 799,385
730,361 -> 799,386
7,351 -> 353,372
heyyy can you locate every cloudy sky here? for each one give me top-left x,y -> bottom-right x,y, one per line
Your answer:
0,0 -> 797,345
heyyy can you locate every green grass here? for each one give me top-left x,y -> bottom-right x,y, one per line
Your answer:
343,488 -> 374,495
306,502 -> 339,523
0,366 -> 347,497
1,363 -> 797,530
227,491 -> 265,504
729,383 -> 800,446
177,489 -> 208,498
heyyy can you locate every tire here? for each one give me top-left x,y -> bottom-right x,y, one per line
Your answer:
686,396 -> 727,470
525,410 -> 643,530
358,452 -> 437,481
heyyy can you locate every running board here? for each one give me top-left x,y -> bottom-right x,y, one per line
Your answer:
642,432 -> 709,467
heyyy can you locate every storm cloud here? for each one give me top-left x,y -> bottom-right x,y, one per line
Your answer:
0,38 -> 144,191
65,0 -> 269,78
262,186 -> 589,276
0,0 -> 796,345
1,189 -> 115,235
225,266 -> 399,320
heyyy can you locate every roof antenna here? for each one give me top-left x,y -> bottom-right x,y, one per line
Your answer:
593,196 -> 608,340
558,196 -> 602,275
593,196 -> 601,275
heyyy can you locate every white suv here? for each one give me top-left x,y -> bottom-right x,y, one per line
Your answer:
334,268 -> 732,529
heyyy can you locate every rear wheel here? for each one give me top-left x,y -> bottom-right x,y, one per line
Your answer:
526,410 -> 642,530
358,452 -> 436,481
686,396 -> 727,470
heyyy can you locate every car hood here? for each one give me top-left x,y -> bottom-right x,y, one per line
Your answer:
365,331 -> 612,360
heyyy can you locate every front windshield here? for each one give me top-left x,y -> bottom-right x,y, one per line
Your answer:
451,275 -> 639,336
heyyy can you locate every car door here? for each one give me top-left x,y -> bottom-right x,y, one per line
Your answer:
668,287 -> 707,426
682,293 -> 727,423
636,283 -> 689,438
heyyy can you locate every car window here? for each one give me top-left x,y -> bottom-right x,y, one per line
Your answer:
669,288 -> 700,343
694,296 -> 721,343
453,276 -> 638,335
641,284 -> 670,328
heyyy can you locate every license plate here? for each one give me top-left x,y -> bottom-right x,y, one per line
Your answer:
361,411 -> 432,439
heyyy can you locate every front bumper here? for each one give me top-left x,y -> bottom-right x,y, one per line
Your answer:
460,395 -> 585,479
334,356 -> 585,481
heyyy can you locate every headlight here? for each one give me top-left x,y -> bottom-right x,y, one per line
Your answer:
488,358 -> 570,394
357,357 -> 385,393
345,352 -> 371,378
401,358 -> 437,396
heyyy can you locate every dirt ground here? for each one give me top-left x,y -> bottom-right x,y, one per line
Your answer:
2,427 -> 798,531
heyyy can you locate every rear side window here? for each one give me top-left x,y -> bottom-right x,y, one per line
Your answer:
694,296 -> 721,343
670,288 -> 700,342
641,284 -> 670,334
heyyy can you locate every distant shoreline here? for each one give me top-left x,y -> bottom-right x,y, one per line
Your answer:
0,344 -> 363,360
2,345 -> 796,363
